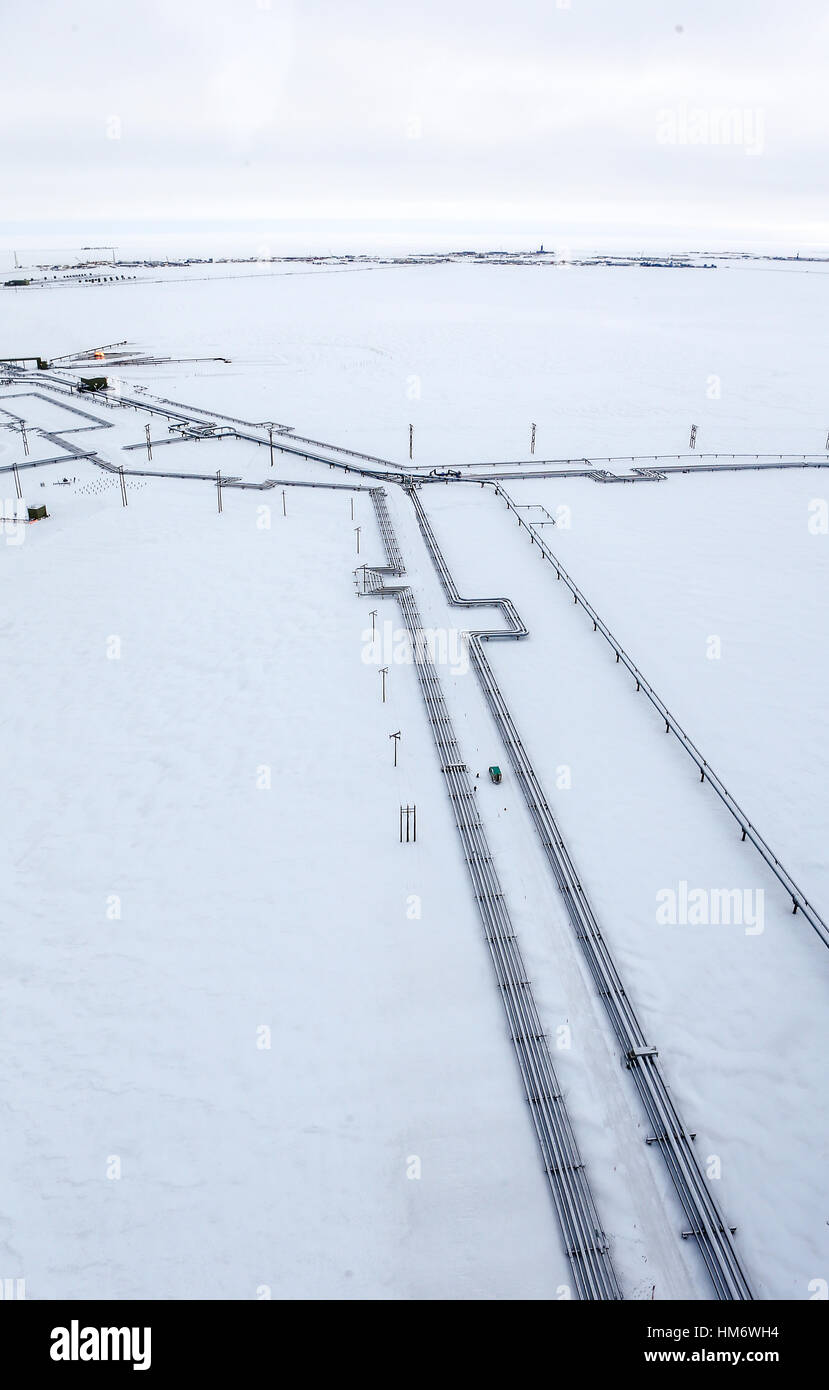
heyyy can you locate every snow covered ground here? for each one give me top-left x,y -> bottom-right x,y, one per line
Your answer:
1,473 -> 577,1300
1,257 -> 827,1300
417,478 -> 829,1300
5,255 -> 829,467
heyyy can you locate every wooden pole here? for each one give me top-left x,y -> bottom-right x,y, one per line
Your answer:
217,471 -> 223,514
119,466 -> 128,507
530,422 -> 536,455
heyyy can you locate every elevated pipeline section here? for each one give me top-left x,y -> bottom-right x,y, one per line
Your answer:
492,481 -> 829,949
365,488 -> 622,1300
405,483 -> 754,1300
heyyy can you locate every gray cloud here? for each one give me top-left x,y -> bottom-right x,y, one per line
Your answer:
2,0 -> 827,247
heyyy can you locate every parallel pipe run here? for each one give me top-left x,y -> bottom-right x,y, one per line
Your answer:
405,484 -> 754,1301
27,368 -> 397,480
139,390 -> 396,467
468,450 -> 829,469
493,482 -> 829,949
0,452 -> 97,472
368,488 -> 406,573
0,453 -> 368,492
0,368 -> 770,1296
367,490 -> 622,1301
418,459 -> 829,486
7,367 -> 829,491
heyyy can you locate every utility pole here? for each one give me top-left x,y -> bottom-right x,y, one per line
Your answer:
389,731 -> 401,767
355,526 -> 361,555
12,462 -> 21,500
282,489 -> 287,517
689,423 -> 697,450
259,422 -> 279,468
369,609 -> 377,639
350,497 -> 354,521
119,465 -> 128,507
530,422 -> 536,456
379,666 -> 388,703
399,804 -> 417,843
145,423 -> 153,461
409,424 -> 413,460
21,424 -> 29,457
216,471 -> 223,514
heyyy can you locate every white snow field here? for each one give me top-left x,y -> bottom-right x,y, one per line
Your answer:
1,256 -> 828,1300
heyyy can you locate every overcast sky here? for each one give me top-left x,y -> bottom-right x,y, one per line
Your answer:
2,0 -> 827,251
